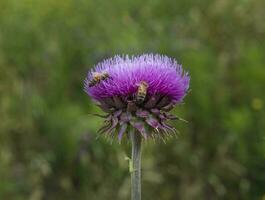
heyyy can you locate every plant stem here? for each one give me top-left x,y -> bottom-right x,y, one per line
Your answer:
130,129 -> 142,200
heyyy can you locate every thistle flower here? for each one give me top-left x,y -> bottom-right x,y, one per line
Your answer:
84,54 -> 190,141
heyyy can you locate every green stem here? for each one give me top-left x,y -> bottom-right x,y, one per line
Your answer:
130,129 -> 142,200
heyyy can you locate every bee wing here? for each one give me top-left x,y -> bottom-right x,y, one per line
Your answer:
92,72 -> 101,76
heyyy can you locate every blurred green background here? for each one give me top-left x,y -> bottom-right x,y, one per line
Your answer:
0,0 -> 264,199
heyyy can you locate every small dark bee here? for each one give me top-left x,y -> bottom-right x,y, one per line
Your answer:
136,81 -> 149,104
88,72 -> 110,87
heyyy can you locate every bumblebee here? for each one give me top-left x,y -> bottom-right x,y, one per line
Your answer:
136,81 -> 149,104
88,72 -> 109,87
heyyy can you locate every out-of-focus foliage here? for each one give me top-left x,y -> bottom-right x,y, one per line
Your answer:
0,0 -> 264,199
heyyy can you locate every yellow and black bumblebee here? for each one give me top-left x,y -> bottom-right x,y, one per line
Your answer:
136,81 -> 149,104
88,72 -> 110,87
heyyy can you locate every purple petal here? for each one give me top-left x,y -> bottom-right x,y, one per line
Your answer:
84,54 -> 190,104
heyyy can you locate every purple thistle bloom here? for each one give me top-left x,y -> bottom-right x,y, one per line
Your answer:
84,54 -> 190,141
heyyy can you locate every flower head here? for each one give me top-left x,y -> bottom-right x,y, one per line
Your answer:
84,54 -> 190,141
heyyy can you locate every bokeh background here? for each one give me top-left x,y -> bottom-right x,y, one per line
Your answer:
0,0 -> 264,199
